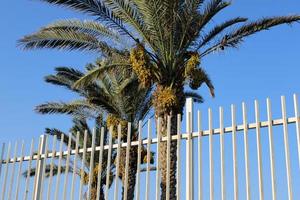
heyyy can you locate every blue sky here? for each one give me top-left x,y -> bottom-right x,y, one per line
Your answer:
0,1 -> 300,199
0,0 -> 300,141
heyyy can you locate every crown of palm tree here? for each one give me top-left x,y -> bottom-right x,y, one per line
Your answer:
19,0 -> 300,94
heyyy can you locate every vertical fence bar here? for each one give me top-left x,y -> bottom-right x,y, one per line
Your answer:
197,111 -> 203,200
96,128 -> 105,200
54,134 -> 64,200
220,107 -> 226,200
135,122 -> 142,200
114,125 -> 122,200
255,100 -> 264,200
242,103 -> 251,200
105,127 -> 113,200
2,142 -> 11,200
208,108 -> 214,200
15,141 -> 25,200
32,137 -> 42,200
156,118 -> 161,200
8,142 -> 18,200
166,116 -> 171,200
0,143 -> 5,178
145,119 -> 152,200
63,134 -> 72,200
123,123 -> 132,200
231,105 -> 238,200
87,130 -> 96,200
293,94 -> 300,168
186,98 -> 194,200
40,136 -> 49,200
70,132 -> 80,200
267,98 -> 277,200
24,140 -> 34,200
79,131 -> 88,200
281,96 -> 293,200
47,136 -> 57,200
177,114 -> 181,200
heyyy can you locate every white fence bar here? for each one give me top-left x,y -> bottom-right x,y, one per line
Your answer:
155,118 -> 161,200
267,98 -> 277,200
186,98 -> 194,200
32,137 -> 42,200
0,143 -> 5,178
220,107 -> 225,200
231,105 -> 238,200
63,134 -> 72,200
105,127 -> 113,200
15,141 -> 25,200
293,94 -> 300,168
208,108 -> 214,200
255,100 -> 264,200
70,132 -> 79,200
114,125 -> 122,200
135,122 -> 142,200
123,123 -> 132,200
24,140 -> 34,200
281,96 -> 293,200
166,116 -> 171,200
39,136 -> 48,200
197,111 -> 203,200
2,142 -> 11,200
46,136 -> 56,200
96,128 -> 105,200
79,131 -> 87,200
242,103 -> 251,200
177,114 -> 181,200
54,134 -> 64,200
8,142 -> 18,200
87,130 -> 96,200
145,119 -> 152,200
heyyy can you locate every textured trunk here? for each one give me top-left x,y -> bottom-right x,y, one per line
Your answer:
119,147 -> 138,200
155,85 -> 185,200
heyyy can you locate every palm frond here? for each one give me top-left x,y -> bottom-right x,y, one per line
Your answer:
73,63 -> 130,89
35,100 -> 98,118
198,17 -> 248,48
19,27 -> 114,54
201,15 -> 300,56
38,0 -> 138,41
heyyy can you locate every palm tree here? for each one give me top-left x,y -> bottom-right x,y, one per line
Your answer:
19,1 -> 300,198
24,116 -> 114,200
33,59 -> 156,200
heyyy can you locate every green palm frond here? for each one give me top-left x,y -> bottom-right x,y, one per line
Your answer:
73,63 -> 131,89
45,19 -> 121,41
38,0 -> 137,41
45,128 -> 77,149
198,17 -> 248,48
201,15 -> 300,56
18,27 -> 114,54
35,100 -> 98,118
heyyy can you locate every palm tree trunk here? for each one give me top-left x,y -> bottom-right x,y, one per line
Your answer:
155,84 -> 185,200
120,147 -> 138,200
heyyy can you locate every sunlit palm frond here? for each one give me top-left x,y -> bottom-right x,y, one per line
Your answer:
201,15 -> 300,56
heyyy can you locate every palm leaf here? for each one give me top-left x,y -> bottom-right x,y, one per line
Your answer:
201,15 -> 300,56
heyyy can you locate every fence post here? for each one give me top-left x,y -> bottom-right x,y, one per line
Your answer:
186,98 -> 194,200
33,135 -> 47,200
0,143 -> 5,178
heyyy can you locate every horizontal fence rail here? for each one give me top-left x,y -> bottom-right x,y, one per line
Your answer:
0,94 -> 300,200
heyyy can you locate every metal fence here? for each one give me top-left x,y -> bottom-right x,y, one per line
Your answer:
0,94 -> 300,200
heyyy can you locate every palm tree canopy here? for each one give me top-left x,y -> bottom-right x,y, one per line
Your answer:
19,0 -> 300,89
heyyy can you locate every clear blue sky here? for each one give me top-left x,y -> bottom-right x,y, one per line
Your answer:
0,1 -> 300,199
